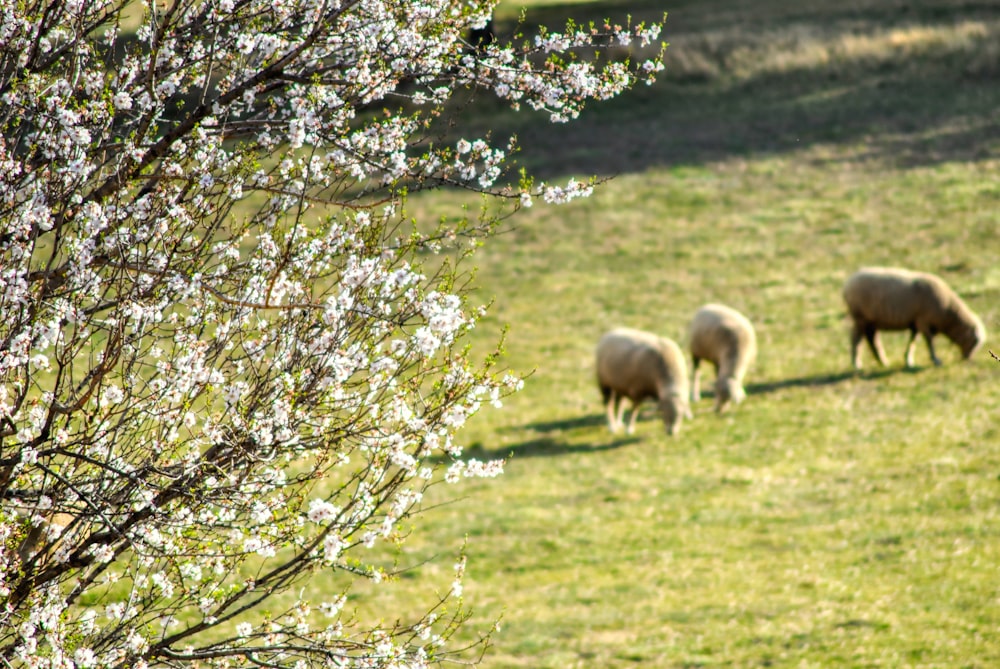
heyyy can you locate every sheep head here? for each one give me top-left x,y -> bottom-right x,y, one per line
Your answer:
658,394 -> 688,435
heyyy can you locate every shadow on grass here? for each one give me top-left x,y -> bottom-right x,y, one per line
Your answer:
449,0 -> 1000,178
464,432 -> 641,462
436,413 -> 646,461
704,366 -> 923,397
466,366 -> 929,461
746,370 -> 859,395
517,413 -> 608,433
456,365 -> 929,463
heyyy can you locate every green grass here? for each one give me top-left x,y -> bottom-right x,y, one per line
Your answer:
332,0 -> 1000,666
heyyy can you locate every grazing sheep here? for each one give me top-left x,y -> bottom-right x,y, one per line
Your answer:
596,327 -> 691,436
689,303 -> 757,413
843,267 -> 986,369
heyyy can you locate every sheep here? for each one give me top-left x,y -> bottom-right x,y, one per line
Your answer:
595,327 -> 691,436
688,303 -> 757,413
843,266 -> 986,369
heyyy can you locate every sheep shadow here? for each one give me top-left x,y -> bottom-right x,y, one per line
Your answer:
742,367 -> 922,397
462,432 -> 641,462
436,413 -> 641,462
427,412 -> 650,465
456,367 -> 931,464
517,414 -> 607,434
745,370 -> 860,396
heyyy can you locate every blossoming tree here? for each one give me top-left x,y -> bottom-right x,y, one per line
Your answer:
0,0 -> 664,666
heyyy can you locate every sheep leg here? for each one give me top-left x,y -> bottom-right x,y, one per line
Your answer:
922,331 -> 942,366
625,399 -> 641,435
903,328 -> 941,367
850,322 -> 865,369
714,383 -> 728,414
615,396 -> 631,432
690,357 -> 702,402
604,390 -> 620,433
903,329 -> 918,367
864,326 -> 887,366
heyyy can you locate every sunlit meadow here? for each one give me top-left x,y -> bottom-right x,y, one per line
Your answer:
294,0 -> 999,666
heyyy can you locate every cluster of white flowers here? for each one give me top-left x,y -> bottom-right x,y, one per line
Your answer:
541,178 -> 596,204
307,498 -> 341,523
0,0 -> 663,664
461,21 -> 665,122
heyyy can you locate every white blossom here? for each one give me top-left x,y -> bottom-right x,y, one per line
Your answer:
74,648 -> 97,668
308,499 -> 339,523
323,534 -> 347,563
0,0 -> 663,664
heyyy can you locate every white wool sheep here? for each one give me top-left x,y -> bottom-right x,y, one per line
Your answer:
595,327 -> 691,436
688,303 -> 757,413
843,266 -> 986,369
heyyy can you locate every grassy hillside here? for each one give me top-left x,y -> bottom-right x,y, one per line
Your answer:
345,0 -> 1000,666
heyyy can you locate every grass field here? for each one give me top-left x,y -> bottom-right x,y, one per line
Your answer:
344,0 -> 1000,666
